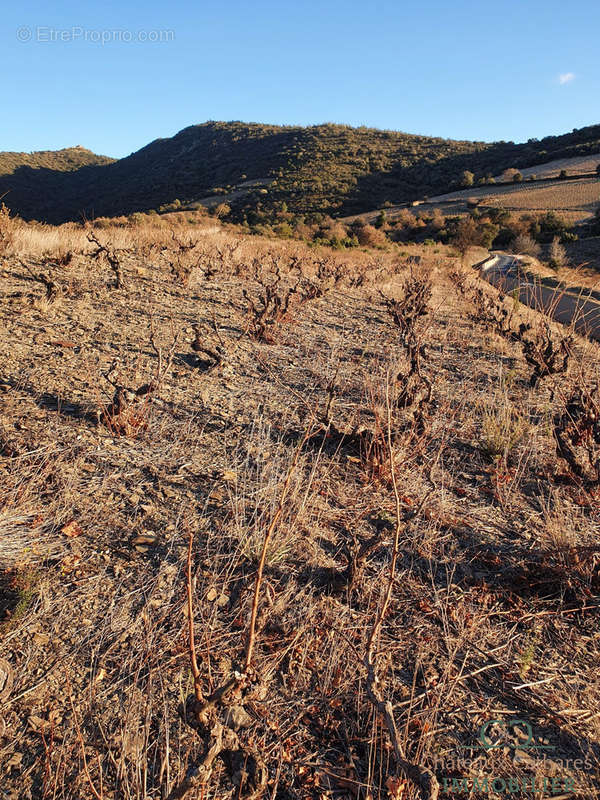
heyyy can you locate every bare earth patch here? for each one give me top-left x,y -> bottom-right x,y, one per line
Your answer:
0,221 -> 599,799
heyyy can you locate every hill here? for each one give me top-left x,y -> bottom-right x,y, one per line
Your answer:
0,147 -> 114,221
348,166 -> 600,229
1,121 -> 600,223
0,145 -> 113,175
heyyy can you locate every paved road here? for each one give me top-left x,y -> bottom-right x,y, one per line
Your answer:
477,254 -> 600,341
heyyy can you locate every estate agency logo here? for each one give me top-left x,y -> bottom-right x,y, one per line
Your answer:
476,718 -> 554,753
433,718 -> 589,795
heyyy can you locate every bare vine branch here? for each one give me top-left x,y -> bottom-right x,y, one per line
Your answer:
362,373 -> 440,800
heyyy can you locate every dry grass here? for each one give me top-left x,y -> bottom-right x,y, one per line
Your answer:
493,154 -> 600,181
483,178 -> 600,213
0,218 -> 599,799
428,175 -> 600,211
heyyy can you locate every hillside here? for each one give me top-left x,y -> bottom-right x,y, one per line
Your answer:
0,146 -> 113,175
0,147 -> 115,221
347,169 -> 600,229
1,122 -> 600,223
1,218 -> 599,798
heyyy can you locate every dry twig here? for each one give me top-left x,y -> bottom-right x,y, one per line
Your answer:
362,374 -> 439,800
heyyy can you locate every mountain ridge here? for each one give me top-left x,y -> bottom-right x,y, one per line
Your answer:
1,121 -> 599,223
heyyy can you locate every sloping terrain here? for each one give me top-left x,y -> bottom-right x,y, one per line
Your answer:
0,220 -> 599,799
1,121 -> 600,224
491,153 -> 600,181
0,146 -> 113,175
0,147 -> 114,221
349,174 -> 600,229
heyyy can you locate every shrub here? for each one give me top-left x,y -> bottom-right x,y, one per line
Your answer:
450,216 -> 497,254
274,222 -> 293,238
536,211 -> 571,242
0,203 -> 16,255
512,233 -> 541,258
213,203 -> 231,219
502,168 -> 521,183
548,237 -> 568,269
479,222 -> 500,249
128,212 -> 146,226
355,223 -> 387,248
560,231 -> 578,244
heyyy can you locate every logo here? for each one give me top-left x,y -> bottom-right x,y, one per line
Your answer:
434,717 -> 588,795
477,718 -> 555,752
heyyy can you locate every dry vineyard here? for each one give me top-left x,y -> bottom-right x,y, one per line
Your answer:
0,215 -> 599,800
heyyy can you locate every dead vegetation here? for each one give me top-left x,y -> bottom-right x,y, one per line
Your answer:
554,382 -> 600,487
380,272 -> 433,426
190,317 -> 232,373
99,324 -> 180,436
0,218 -> 599,800
518,320 -> 572,387
87,230 -> 127,289
0,202 -> 15,255
165,230 -> 198,287
21,261 -> 62,302
240,254 -> 328,343
457,275 -> 573,389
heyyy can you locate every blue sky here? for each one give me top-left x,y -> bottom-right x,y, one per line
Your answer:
3,0 -> 599,158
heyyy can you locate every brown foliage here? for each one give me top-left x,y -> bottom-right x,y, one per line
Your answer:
355,222 -> 387,248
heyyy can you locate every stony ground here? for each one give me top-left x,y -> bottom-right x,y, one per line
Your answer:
0,224 -> 599,799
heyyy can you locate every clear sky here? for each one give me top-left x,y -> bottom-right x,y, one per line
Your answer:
2,0 -> 599,158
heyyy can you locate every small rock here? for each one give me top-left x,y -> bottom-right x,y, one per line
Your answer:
132,533 -> 158,551
28,715 -> 48,733
224,705 -> 252,731
0,659 -> 14,702
6,752 -> 23,769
